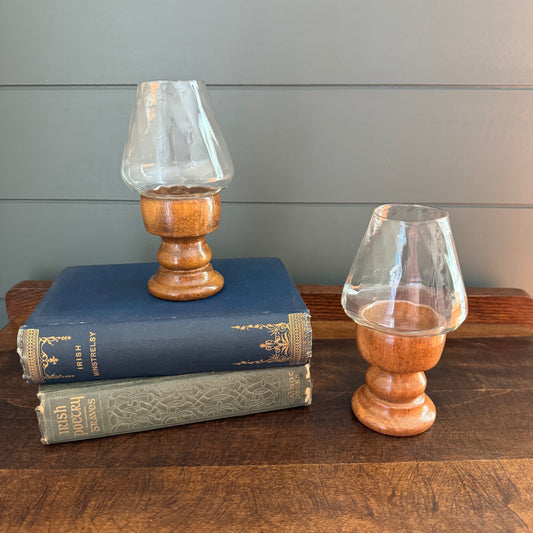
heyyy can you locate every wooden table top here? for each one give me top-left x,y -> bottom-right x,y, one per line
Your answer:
1,282 -> 532,532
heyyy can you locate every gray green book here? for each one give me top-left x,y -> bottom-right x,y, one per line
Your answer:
36,364 -> 312,444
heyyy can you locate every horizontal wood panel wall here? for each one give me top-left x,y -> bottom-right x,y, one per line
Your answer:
2,87 -> 533,205
2,0 -> 533,85
1,1 -> 532,327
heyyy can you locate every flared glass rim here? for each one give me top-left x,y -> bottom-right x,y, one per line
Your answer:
137,80 -> 205,88
373,204 -> 449,224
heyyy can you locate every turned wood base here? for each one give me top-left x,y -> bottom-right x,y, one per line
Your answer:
148,263 -> 224,301
353,302 -> 447,437
140,192 -> 223,301
351,367 -> 436,436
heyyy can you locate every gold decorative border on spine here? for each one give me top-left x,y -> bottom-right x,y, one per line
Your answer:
17,328 -> 43,383
233,312 -> 312,366
17,328 -> 75,383
288,313 -> 313,364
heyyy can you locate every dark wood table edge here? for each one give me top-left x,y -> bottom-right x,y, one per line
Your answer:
2,281 -> 532,350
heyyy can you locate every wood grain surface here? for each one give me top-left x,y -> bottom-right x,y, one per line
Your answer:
0,284 -> 532,531
140,193 -> 224,301
6,282 -> 533,337
1,459 -> 531,532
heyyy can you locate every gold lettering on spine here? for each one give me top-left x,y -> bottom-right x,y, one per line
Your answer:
287,369 -> 302,404
49,396 -> 100,440
70,396 -> 89,437
87,398 -> 101,433
89,332 -> 99,376
75,345 -> 83,369
54,404 -> 70,435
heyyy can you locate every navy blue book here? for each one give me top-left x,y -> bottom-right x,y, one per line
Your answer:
17,258 -> 311,384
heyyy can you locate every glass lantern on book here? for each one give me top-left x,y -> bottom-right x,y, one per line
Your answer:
342,204 -> 468,436
121,80 -> 234,301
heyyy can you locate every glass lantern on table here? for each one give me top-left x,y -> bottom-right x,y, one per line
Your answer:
342,204 -> 468,436
121,80 -> 234,301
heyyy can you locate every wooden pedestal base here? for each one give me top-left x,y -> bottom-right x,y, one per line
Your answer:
147,261 -> 224,301
352,302 -> 447,436
140,192 -> 223,301
352,368 -> 436,436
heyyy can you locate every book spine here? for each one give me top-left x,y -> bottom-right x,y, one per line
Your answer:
36,364 -> 312,444
17,312 -> 312,384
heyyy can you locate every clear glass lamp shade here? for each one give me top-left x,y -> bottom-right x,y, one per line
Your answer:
121,80 -> 234,198
341,204 -> 468,337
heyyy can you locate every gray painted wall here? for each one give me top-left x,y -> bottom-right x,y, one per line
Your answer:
1,1 -> 532,328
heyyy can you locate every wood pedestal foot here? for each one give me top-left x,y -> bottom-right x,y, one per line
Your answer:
351,367 -> 436,436
140,192 -> 223,301
353,317 -> 446,436
148,263 -> 224,301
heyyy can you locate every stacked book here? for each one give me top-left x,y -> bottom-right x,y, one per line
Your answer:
17,258 -> 312,444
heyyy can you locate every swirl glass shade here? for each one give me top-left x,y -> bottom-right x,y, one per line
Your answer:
342,204 -> 468,337
121,80 -> 234,198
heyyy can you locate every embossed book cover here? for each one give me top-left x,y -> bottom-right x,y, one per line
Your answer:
36,364 -> 312,444
18,258 -> 311,384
